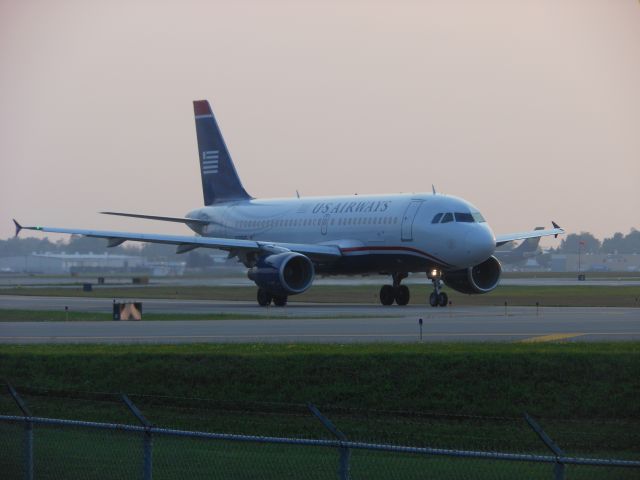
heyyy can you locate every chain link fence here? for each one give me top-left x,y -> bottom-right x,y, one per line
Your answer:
1,386 -> 639,479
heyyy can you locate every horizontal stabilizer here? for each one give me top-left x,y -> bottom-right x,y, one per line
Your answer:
100,211 -> 209,225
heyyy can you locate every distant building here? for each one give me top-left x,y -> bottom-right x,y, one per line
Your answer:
550,253 -> 640,272
0,252 -> 148,274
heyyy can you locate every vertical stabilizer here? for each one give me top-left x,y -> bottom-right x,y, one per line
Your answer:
193,100 -> 252,205
513,227 -> 544,255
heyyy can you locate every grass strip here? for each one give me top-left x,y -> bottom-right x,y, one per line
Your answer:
0,309 -> 379,322
1,284 -> 640,307
1,342 -> 638,419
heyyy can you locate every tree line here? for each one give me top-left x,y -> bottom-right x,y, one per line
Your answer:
554,229 -> 640,254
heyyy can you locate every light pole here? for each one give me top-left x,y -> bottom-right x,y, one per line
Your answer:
578,240 -> 585,276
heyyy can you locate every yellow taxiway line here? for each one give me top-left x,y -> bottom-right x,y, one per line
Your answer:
518,333 -> 585,343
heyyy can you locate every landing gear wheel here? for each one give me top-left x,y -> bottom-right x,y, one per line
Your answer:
273,295 -> 288,307
257,288 -> 272,307
438,292 -> 448,307
429,291 -> 439,307
379,285 -> 395,306
395,285 -> 410,306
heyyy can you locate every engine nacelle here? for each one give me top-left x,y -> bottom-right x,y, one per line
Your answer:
442,256 -> 502,295
247,252 -> 315,296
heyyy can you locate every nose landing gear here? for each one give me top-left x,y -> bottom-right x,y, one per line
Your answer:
427,269 -> 448,307
379,272 -> 410,306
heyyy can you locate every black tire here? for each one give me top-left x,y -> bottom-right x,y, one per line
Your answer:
395,285 -> 410,306
438,292 -> 448,307
379,285 -> 395,306
273,295 -> 288,307
429,291 -> 439,307
257,288 -> 272,307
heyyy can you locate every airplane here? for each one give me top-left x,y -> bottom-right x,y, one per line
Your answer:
494,228 -> 544,265
13,100 -> 564,307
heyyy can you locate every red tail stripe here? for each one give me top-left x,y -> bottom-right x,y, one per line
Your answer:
193,100 -> 212,116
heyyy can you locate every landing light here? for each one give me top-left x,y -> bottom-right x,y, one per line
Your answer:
430,269 -> 439,278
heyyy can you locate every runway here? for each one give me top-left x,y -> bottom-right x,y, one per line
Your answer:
2,274 -> 640,288
1,295 -> 639,344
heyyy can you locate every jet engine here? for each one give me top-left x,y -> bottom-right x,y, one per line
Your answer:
442,256 -> 502,294
247,252 -> 315,296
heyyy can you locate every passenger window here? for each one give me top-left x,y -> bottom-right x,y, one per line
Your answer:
432,213 -> 443,224
441,213 -> 454,223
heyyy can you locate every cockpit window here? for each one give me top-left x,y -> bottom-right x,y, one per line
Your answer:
454,212 -> 474,223
431,213 -> 443,224
441,212 -> 454,223
471,212 -> 486,223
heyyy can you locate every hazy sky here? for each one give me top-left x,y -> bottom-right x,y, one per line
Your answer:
1,0 -> 639,247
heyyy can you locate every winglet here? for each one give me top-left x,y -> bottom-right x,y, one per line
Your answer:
12,219 -> 22,237
551,221 -> 561,238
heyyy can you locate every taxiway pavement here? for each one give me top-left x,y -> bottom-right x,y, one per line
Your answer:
0,295 -> 638,344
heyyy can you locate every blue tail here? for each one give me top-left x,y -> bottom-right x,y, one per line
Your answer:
513,227 -> 544,255
193,100 -> 252,205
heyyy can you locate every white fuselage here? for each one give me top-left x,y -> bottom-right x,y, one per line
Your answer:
187,193 -> 496,274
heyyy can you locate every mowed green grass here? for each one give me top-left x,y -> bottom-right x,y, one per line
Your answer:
3,424 -> 611,480
1,343 -> 638,479
2,284 -> 640,307
0,309 -> 255,322
1,343 -> 638,427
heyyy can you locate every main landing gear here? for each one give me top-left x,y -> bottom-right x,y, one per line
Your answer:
379,273 -> 410,306
428,269 -> 448,307
257,288 -> 288,307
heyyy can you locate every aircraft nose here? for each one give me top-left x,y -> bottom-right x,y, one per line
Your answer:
465,227 -> 495,264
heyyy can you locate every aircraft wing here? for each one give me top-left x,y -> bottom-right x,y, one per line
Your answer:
495,222 -> 564,247
12,220 -> 342,260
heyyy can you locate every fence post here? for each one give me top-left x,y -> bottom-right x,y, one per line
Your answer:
6,383 -> 33,480
121,394 -> 153,480
308,403 -> 350,480
524,412 -> 565,480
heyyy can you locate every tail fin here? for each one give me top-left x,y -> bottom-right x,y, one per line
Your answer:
193,100 -> 252,205
513,227 -> 544,256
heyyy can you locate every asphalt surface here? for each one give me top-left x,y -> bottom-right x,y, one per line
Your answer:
2,275 -> 640,287
1,295 -> 639,344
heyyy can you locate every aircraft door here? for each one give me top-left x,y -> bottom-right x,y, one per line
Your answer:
320,214 -> 330,235
401,200 -> 423,241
